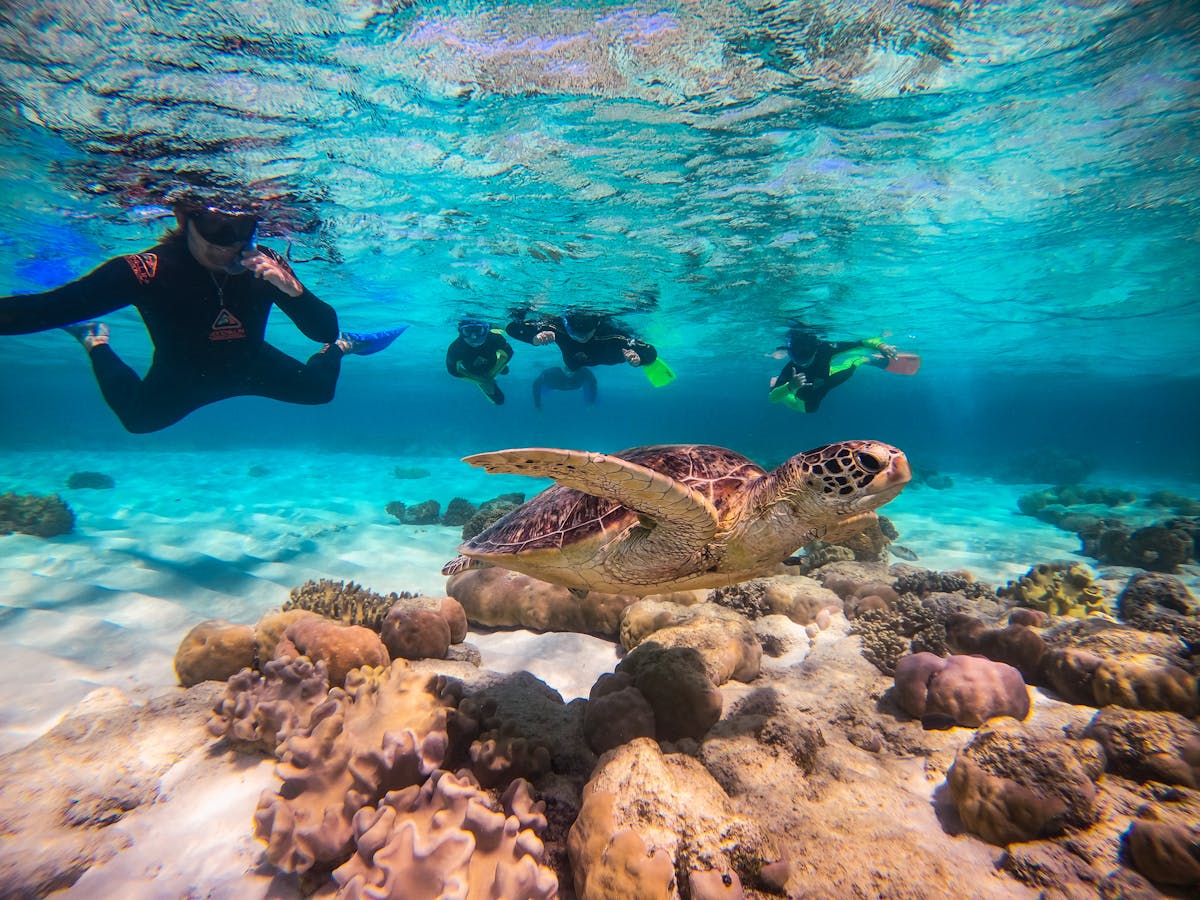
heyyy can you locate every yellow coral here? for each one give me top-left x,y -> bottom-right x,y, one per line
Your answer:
1000,562 -> 1111,618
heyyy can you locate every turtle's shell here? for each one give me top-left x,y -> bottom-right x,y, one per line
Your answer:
463,445 -> 764,557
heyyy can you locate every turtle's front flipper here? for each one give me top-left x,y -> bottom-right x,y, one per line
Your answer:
464,448 -> 721,570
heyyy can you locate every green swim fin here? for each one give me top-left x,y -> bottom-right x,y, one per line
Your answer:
642,358 -> 676,387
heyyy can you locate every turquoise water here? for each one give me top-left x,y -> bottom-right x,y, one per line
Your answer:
0,1 -> 1198,476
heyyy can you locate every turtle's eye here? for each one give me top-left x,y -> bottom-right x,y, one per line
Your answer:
855,450 -> 885,473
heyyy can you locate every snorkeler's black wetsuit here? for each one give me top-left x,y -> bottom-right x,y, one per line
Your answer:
445,331 -> 512,405
0,237 -> 341,433
505,318 -> 657,371
532,366 -> 597,410
772,339 -> 879,414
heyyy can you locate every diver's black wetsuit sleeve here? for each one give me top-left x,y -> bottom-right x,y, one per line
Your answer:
273,288 -> 339,344
504,319 -> 556,345
0,257 -> 138,333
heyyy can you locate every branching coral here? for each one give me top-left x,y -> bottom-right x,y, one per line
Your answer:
284,579 -> 421,631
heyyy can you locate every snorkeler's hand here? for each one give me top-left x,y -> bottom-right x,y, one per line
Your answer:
623,349 -> 642,366
533,330 -> 557,345
789,373 -> 808,388
877,343 -> 899,359
241,249 -> 303,298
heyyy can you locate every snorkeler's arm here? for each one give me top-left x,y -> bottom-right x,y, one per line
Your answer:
626,337 -> 657,366
0,257 -> 137,334
263,251 -> 339,343
505,320 -> 556,345
273,288 -> 339,343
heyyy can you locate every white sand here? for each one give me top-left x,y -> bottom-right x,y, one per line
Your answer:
0,447 -> 1196,758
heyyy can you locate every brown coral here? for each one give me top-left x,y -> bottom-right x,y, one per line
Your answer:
208,655 -> 331,753
253,663 -> 455,873
893,653 -> 1031,728
274,617 -> 389,687
332,770 -> 557,899
947,729 -> 1105,846
284,579 -> 422,632
173,619 -> 256,687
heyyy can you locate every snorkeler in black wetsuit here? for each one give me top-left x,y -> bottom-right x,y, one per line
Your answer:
532,366 -> 597,410
768,327 -> 898,414
505,310 -> 658,371
0,197 -> 404,433
445,320 -> 513,405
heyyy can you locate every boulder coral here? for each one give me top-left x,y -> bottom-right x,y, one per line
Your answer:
569,738 -> 773,900
173,619 -> 256,687
619,600 -> 761,685
332,769 -> 558,899
893,652 -> 1031,728
583,672 -> 657,755
1125,817 -> 1200,889
447,565 -> 638,636
1083,706 -> 1200,788
947,729 -> 1106,846
616,645 -> 723,742
274,616 -> 389,688
1117,571 -> 1200,646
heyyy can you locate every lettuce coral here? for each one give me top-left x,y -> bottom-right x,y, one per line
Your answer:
253,663 -> 456,873
998,561 -> 1109,618
332,770 -> 557,899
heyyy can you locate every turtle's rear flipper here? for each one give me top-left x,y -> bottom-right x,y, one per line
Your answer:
464,447 -> 721,572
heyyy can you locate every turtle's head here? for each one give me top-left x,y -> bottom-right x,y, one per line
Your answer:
774,440 -> 910,518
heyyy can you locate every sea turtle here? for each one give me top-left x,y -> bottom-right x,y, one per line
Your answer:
441,441 -> 910,596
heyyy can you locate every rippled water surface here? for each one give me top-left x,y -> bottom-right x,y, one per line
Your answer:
1,1 -> 1197,460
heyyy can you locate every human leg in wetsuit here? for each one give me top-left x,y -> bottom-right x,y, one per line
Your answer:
85,341 -> 344,433
532,366 -> 597,410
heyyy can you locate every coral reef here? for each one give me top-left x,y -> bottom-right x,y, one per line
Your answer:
619,600 -> 761,684
284,579 -> 421,632
569,738 -> 774,900
209,655 -> 331,753
273,615 -> 390,687
709,575 -> 842,625
447,566 -> 638,636
332,770 -> 558,899
253,663 -> 457,873
999,448 -> 1096,485
0,490 -> 75,537
947,728 -> 1106,845
1117,571 -> 1200,646
441,496 -> 475,526
173,619 -> 256,687
1079,518 -> 1199,573
66,471 -> 114,489
893,652 -> 1031,728
461,493 -> 526,540
998,561 -> 1110,617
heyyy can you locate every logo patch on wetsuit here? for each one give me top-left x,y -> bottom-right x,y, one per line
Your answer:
124,253 -> 158,285
209,307 -> 246,341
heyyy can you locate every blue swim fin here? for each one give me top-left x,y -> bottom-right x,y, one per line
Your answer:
341,325 -> 409,356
